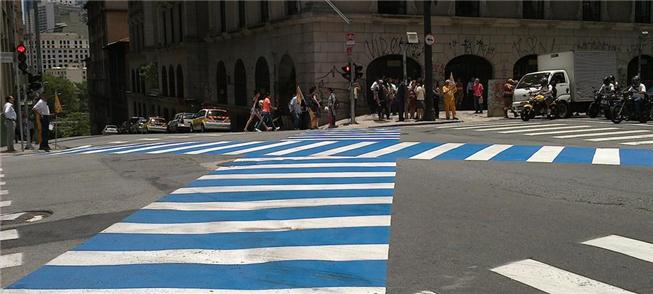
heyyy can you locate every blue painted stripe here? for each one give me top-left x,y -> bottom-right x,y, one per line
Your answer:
8,261 -> 387,289
334,141 -> 401,156
187,177 -> 396,187
208,166 -> 397,174
434,143 -> 491,160
278,141 -> 359,157
619,149 -> 653,167
75,227 -> 389,251
229,157 -> 395,166
492,145 -> 542,162
159,189 -> 395,202
124,204 -> 392,223
553,146 -> 595,164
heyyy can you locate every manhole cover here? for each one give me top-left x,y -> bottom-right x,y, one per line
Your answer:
1,210 -> 52,225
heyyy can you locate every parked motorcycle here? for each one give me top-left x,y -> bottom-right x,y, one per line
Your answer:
520,92 -> 558,121
611,89 -> 651,124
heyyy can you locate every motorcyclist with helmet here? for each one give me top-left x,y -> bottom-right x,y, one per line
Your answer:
628,75 -> 646,117
599,76 -> 615,94
608,74 -> 619,91
535,77 -> 557,116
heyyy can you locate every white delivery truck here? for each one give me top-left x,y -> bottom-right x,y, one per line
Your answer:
512,51 -> 617,118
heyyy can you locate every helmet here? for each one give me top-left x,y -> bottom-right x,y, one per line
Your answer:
632,75 -> 641,85
603,76 -> 610,85
608,74 -> 616,83
540,77 -> 548,87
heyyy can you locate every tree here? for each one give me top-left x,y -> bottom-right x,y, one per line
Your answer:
41,74 -> 91,138
75,81 -> 89,112
42,74 -> 80,112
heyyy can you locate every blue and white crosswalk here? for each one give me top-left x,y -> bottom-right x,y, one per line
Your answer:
287,128 -> 401,141
49,139 -> 653,168
7,157 -> 394,293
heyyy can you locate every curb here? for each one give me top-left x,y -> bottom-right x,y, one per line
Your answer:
368,120 -> 461,128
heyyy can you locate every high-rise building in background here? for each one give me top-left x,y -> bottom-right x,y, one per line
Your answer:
37,1 -> 88,37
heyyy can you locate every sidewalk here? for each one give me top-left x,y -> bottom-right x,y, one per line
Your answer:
334,110 -> 507,129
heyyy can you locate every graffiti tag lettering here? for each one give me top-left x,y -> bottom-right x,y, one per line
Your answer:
365,36 -> 423,60
448,39 -> 496,59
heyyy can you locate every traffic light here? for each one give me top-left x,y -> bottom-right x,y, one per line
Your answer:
340,64 -> 351,81
354,64 -> 363,81
28,73 -> 42,91
16,43 -> 28,73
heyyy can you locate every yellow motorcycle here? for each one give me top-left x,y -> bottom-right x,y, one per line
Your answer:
520,92 -> 557,121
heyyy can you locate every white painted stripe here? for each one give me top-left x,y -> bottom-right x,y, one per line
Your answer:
114,142 -> 195,154
234,156 -> 352,162
0,200 -> 11,207
491,259 -> 634,294
465,144 -> 513,161
0,212 -> 25,221
0,190 -> 8,195
172,183 -> 395,194
526,127 -> 619,136
147,141 -> 231,154
198,172 -> 396,180
223,141 -> 299,155
103,215 -> 392,234
0,174 -> 4,178
1,287 -> 386,294
499,125 -> 592,134
48,244 -> 389,266
555,130 -> 650,139
475,124 -> 566,132
266,141 -> 337,156
286,137 -> 398,140
621,140 -> 653,146
0,181 -> 5,185
410,143 -> 465,159
144,196 -> 394,211
215,162 -> 396,170
0,229 -> 19,241
169,135 -> 191,139
592,148 -> 620,165
452,122 -> 528,130
137,138 -> 161,141
587,134 -> 653,142
357,142 -> 420,158
526,146 -> 565,163
81,143 -> 161,154
582,235 -> 653,263
311,141 -> 377,156
108,141 -> 128,144
0,253 -> 23,269
185,141 -> 263,154
49,145 -> 94,155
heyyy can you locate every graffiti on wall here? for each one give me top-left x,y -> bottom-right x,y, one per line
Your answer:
448,39 -> 496,59
365,36 -> 423,60
576,41 -> 618,51
512,36 -> 558,57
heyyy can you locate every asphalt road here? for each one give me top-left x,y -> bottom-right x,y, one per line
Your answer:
1,117 -> 651,292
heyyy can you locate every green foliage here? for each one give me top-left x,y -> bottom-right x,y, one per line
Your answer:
54,112 -> 90,138
140,63 -> 159,93
42,74 -> 90,138
42,74 -> 79,112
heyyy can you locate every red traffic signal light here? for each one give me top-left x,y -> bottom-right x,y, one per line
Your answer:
340,65 -> 352,80
16,43 -> 26,54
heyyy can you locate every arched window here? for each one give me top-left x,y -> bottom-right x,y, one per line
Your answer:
513,55 -> 538,81
168,65 -> 175,97
234,59 -> 247,106
255,57 -> 270,94
217,61 -> 228,104
277,54 -> 296,112
176,65 -> 184,98
161,66 -> 168,96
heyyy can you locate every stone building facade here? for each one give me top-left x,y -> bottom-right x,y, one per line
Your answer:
126,1 -> 653,129
1,0 -> 23,100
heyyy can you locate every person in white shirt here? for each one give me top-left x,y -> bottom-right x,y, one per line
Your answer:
3,96 -> 17,152
629,76 -> 647,118
32,95 -> 51,151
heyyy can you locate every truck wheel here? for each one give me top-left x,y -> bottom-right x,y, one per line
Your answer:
587,102 -> 599,118
611,106 -> 623,124
556,102 -> 569,119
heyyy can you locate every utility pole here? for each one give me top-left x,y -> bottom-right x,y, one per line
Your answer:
325,0 -> 356,124
422,0 -> 436,120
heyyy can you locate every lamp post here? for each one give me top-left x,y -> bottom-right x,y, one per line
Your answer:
423,0 -> 436,121
402,32 -> 419,84
638,30 -> 648,77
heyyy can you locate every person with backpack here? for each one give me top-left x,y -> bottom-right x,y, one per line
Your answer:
326,88 -> 339,128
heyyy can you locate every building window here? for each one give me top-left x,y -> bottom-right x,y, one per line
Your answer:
455,1 -> 480,17
168,66 -> 176,97
239,1 -> 246,28
378,1 -> 407,15
178,3 -> 183,41
260,1 -> 269,22
635,1 -> 651,23
220,1 -> 226,33
170,8 -> 175,43
286,1 -> 299,16
161,66 -> 168,96
523,0 -> 544,19
582,0 -> 600,21
162,10 -> 168,44
176,65 -> 184,98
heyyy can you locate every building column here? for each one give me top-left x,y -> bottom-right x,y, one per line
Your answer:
576,1 -> 583,20
601,0 -> 609,21
516,0 -> 523,18
479,0 -> 489,17
629,0 -> 636,23
447,0 -> 455,16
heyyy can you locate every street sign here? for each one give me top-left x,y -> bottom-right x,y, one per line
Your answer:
425,34 -> 435,46
0,52 -> 14,64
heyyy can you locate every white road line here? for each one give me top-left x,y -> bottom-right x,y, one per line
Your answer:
357,142 -> 420,158
114,142 -> 195,154
0,174 -> 3,178
582,235 -> 653,263
147,141 -> 232,154
0,200 -> 11,207
0,253 -> 23,269
198,172 -> 396,180
137,138 -> 161,141
144,196 -> 394,211
475,124 -> 566,132
410,143 -> 465,159
499,125 -> 592,134
48,145 -> 94,155
103,215 -> 392,234
169,135 -> 191,139
265,141 -> 338,156
234,156 -> 351,162
0,181 -> 5,185
215,162 -> 396,170
223,141 -> 299,155
0,229 -> 19,241
555,130 -> 650,139
451,122 -> 528,130
108,141 -> 129,144
48,244 -> 389,266
311,141 -> 377,156
527,146 -> 565,163
526,127 -> 619,136
80,143 -> 160,154
172,183 -> 395,194
185,141 -> 263,154
0,190 -> 8,195
0,212 -> 25,221
621,140 -> 653,146
592,148 -> 621,165
491,259 -> 634,294
465,144 -> 513,161
587,134 -> 653,142
1,287 -> 386,294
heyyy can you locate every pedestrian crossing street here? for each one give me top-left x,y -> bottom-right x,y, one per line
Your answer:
436,121 -> 653,146
6,157 -> 394,293
287,128 -> 401,140
492,234 -> 653,293
49,139 -> 653,168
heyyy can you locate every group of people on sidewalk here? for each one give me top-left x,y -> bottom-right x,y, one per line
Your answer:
2,95 -> 52,152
